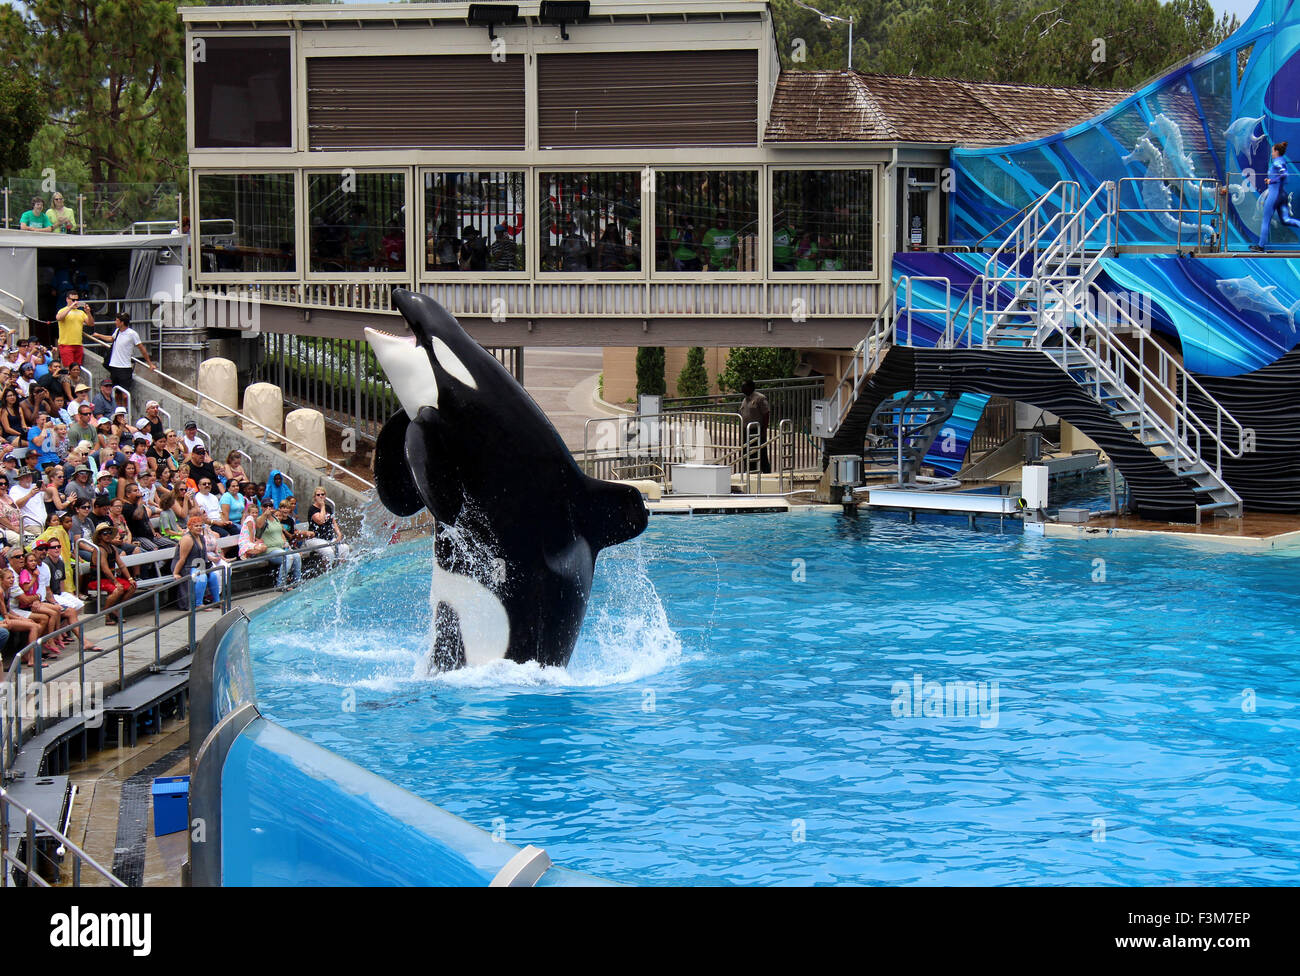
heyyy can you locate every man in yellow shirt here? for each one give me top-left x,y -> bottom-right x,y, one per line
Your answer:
54,289 -> 92,367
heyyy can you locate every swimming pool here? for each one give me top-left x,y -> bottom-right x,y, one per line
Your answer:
248,513 -> 1300,885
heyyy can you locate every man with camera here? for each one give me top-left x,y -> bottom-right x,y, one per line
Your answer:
54,289 -> 92,367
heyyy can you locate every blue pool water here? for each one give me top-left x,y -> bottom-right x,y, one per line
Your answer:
249,513 -> 1300,885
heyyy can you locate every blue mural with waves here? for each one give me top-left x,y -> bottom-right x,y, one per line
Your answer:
950,0 -> 1300,253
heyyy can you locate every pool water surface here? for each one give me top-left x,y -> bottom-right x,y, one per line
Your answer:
249,513 -> 1300,885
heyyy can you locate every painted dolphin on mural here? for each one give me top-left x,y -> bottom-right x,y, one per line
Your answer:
1215,276 -> 1300,332
365,289 -> 648,670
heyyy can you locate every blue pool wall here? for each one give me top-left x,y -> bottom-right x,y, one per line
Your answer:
190,610 -> 604,886
949,0 -> 1300,253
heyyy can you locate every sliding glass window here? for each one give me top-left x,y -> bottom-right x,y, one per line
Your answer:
424,171 -> 526,273
196,173 -> 296,275
771,169 -> 874,272
654,170 -> 758,272
307,170 -> 407,274
539,172 -> 641,272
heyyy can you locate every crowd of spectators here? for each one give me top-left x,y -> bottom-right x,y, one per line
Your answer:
0,334 -> 351,668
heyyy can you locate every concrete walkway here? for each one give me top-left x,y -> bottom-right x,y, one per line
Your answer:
522,347 -> 623,450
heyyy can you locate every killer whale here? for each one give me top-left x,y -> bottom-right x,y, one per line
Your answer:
366,289 -> 648,670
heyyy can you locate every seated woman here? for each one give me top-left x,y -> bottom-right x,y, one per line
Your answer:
172,514 -> 223,610
263,499 -> 303,588
21,547 -> 73,650
219,451 -> 249,487
86,523 -> 136,623
5,558 -> 60,658
302,488 -> 351,564
0,568 -> 51,667
0,387 -> 27,446
220,478 -> 247,540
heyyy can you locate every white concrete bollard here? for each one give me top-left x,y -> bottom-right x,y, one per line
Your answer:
241,382 -> 283,441
197,358 -> 238,418
284,408 -> 328,471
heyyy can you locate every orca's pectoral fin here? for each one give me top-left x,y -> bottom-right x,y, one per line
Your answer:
579,476 -> 649,552
374,411 -> 423,517
406,405 -> 465,525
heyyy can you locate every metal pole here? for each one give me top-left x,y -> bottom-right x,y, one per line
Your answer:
848,16 -> 853,70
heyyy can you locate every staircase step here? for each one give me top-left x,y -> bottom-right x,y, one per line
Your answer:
1197,500 -> 1240,513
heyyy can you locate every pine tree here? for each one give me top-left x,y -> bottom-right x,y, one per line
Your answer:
636,347 -> 666,398
0,75 -> 43,174
0,1 -> 193,187
676,347 -> 710,399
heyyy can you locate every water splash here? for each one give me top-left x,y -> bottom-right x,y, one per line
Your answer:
429,538 -> 681,689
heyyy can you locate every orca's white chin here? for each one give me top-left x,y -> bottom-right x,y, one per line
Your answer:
365,327 -> 438,417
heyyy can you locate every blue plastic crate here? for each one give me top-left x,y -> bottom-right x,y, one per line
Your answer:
151,775 -> 190,837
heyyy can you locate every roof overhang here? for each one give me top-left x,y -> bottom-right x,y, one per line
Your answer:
0,232 -> 182,251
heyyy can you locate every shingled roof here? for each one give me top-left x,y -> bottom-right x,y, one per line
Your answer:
765,70 -> 1128,147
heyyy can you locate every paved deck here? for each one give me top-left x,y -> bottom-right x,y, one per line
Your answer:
522,347 -> 622,450
1045,512 -> 1300,549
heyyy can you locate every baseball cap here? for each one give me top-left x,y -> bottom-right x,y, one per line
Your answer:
184,420 -> 197,430
145,400 -> 159,409
96,471 -> 113,481
495,223 -> 508,233
113,406 -> 127,416
99,378 -> 113,387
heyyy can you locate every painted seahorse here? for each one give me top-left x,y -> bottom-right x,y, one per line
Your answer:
1141,113 -> 1219,209
1121,136 -> 1217,243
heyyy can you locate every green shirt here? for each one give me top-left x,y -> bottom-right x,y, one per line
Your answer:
701,227 -> 737,269
668,228 -> 697,263
260,514 -> 287,550
47,206 -> 77,233
19,210 -> 52,230
795,241 -> 820,272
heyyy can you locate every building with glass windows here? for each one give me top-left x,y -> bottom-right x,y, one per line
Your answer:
182,0 -> 1119,397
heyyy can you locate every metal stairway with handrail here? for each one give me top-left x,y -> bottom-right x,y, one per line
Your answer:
823,180 -> 1249,520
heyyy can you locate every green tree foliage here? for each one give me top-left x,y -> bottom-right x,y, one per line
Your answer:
718,348 -> 801,393
0,75 -> 44,174
871,0 -> 1236,88
770,1 -> 909,71
636,347 -> 667,398
0,1 -> 195,186
676,347 -> 711,399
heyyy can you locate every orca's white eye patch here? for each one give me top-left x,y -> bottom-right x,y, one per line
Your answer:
365,327 -> 438,417
431,337 -> 477,390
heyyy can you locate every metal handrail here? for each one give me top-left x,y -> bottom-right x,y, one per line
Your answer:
1,786 -> 125,887
0,287 -> 23,316
1115,177 -> 1222,251
2,535 -> 349,783
88,350 -> 373,489
1041,281 -> 1246,476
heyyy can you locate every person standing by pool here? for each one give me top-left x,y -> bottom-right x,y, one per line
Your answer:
89,312 -> 155,391
1253,141 -> 1300,251
55,290 -> 92,367
738,379 -> 771,474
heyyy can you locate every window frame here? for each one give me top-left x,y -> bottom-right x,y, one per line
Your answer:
416,168 -> 531,282
191,169 -> 303,284
302,166 -> 413,282
187,31 -> 297,154
535,167 -> 649,280
649,166 -> 764,281
769,164 -> 880,279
